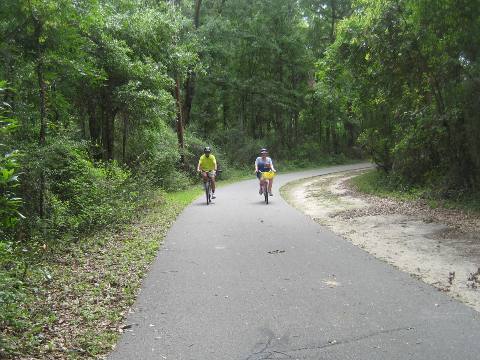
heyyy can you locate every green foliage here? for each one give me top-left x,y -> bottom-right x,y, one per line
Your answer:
0,82 -> 30,359
0,89 -> 22,230
20,140 -> 143,240
4,0 -> 479,357
191,0 -> 322,157
350,169 -> 422,200
357,129 -> 393,172
321,0 -> 480,191
352,169 -> 480,213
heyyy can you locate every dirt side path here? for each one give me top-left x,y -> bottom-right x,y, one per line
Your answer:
281,169 -> 480,311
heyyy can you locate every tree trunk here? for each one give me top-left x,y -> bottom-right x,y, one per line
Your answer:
175,76 -> 185,164
325,124 -> 331,152
332,124 -> 339,154
100,86 -> 116,161
87,98 -> 102,159
250,94 -> 256,138
317,118 -> 323,144
183,73 -> 195,126
182,0 -> 202,127
222,86 -> 228,129
240,93 -> 246,131
36,65 -> 47,147
102,114 -> 114,160
34,23 -> 47,147
345,121 -> 355,148
122,114 -> 128,163
194,0 -> 202,28
293,112 -> 299,143
330,0 -> 337,42
33,15 -> 47,220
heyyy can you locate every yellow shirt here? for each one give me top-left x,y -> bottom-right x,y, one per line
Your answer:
198,154 -> 217,171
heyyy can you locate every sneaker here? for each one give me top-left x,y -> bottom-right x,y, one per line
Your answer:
259,189 -> 263,195
211,193 -> 216,199
269,192 -> 273,196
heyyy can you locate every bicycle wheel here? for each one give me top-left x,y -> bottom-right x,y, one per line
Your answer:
205,181 -> 210,205
264,183 -> 268,204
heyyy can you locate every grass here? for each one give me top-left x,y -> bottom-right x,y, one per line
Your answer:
1,186 -> 202,360
349,170 -> 422,200
351,169 -> 480,213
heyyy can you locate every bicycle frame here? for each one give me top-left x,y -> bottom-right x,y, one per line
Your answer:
202,171 -> 215,205
259,173 -> 272,204
261,178 -> 269,204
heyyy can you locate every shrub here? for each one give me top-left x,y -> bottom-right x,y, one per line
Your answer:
357,128 -> 394,172
0,82 -> 22,235
20,139 -> 140,241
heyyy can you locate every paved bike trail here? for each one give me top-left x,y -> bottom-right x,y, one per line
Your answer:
109,163 -> 480,360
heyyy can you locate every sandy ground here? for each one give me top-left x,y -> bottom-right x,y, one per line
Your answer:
281,169 -> 480,311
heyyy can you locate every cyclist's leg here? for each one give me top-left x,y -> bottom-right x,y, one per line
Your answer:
268,178 -> 273,194
201,171 -> 208,182
210,172 -> 216,198
206,171 -> 215,192
257,172 -> 263,194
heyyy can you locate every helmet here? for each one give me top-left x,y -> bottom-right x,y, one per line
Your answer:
260,148 -> 268,154
204,146 -> 211,153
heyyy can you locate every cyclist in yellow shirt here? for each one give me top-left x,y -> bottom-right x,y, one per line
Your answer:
197,147 -> 217,199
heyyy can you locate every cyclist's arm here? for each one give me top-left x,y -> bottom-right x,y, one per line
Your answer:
270,158 -> 276,172
254,158 -> 259,172
213,157 -> 217,171
197,159 -> 202,172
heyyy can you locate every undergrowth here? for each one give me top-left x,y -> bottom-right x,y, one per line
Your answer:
351,170 -> 480,213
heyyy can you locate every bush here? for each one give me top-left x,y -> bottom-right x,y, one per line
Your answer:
20,139 -> 141,241
0,83 -> 22,236
209,127 -> 265,166
125,123 -> 186,190
357,128 -> 394,172
391,111 -> 447,186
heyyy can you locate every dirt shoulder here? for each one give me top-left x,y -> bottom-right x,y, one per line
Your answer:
281,169 -> 480,311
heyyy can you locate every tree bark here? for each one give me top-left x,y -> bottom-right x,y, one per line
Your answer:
33,14 -> 47,220
34,20 -> 47,147
101,87 -> 115,160
345,120 -> 355,148
194,0 -> 202,28
325,124 -> 331,152
222,85 -> 228,129
122,113 -> 128,164
175,76 -> 185,164
332,123 -> 339,154
330,0 -> 337,42
183,73 -> 195,126
182,0 -> 202,127
87,97 -> 104,160
293,112 -> 299,144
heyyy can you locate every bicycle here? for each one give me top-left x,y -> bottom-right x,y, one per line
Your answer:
259,170 -> 275,204
201,170 -> 216,205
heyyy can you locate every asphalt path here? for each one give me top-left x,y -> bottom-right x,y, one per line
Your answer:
109,163 -> 480,360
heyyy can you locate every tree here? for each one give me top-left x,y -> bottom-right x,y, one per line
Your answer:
0,81 -> 22,230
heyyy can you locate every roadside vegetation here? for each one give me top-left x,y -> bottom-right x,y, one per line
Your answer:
1,187 -> 203,359
351,170 -> 480,214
